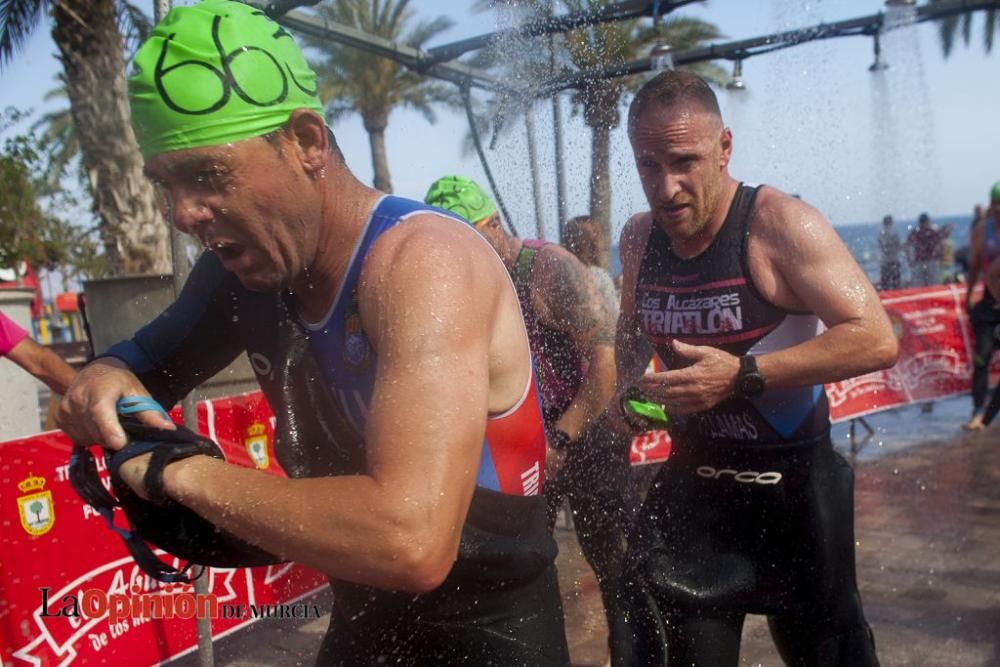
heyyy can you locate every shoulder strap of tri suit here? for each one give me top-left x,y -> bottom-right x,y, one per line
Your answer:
514,241 -> 548,310
516,245 -> 536,282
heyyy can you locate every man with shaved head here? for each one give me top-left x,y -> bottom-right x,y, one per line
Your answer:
609,70 -> 895,666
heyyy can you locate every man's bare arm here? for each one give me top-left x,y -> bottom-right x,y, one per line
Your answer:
986,256 -> 1000,302
7,337 -> 77,395
966,223 -> 985,308
160,220 -> 502,592
535,246 -> 616,439
609,215 -> 654,431
752,193 -> 899,387
751,189 -> 898,387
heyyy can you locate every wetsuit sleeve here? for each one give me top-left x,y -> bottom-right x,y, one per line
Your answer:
101,253 -> 246,408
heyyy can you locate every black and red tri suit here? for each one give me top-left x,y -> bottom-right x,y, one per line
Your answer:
612,184 -> 880,667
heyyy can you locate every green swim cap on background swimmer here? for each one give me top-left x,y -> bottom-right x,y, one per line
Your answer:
424,175 -> 497,225
991,181 -> 1000,202
129,0 -> 324,159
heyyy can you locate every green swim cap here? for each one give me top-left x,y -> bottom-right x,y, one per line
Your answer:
991,181 -> 1000,202
129,0 -> 324,159
424,175 -> 497,225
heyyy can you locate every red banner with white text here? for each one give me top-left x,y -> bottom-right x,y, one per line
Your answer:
825,284 -> 997,420
0,394 -> 328,667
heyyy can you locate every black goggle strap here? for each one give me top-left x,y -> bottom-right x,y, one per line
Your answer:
119,536 -> 197,584
70,443 -> 196,584
69,444 -> 117,514
106,439 -> 161,481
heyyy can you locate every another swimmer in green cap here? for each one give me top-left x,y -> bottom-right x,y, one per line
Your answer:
425,175 -> 638,659
59,2 -> 571,663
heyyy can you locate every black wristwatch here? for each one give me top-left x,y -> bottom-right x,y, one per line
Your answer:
735,355 -> 766,399
549,429 -> 572,452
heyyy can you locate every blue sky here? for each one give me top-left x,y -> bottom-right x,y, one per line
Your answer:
2,0 -> 998,244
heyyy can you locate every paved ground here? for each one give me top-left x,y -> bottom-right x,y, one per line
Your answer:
168,413 -> 1000,666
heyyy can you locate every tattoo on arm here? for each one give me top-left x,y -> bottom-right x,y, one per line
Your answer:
545,255 -> 616,348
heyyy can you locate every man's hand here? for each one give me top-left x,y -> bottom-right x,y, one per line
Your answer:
58,358 -> 174,451
607,387 -> 637,434
638,340 -> 740,416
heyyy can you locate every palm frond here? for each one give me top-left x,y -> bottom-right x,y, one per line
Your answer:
117,1 -> 152,61
0,0 -> 49,68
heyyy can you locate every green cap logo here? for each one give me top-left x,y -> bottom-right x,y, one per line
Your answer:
129,0 -> 324,158
424,175 -> 497,225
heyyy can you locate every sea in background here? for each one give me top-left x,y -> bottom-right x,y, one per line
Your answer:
608,212 -> 974,286
834,213 -> 972,288
608,211 -> 980,459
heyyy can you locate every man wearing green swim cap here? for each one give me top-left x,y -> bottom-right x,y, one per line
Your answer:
426,175 -> 637,658
962,180 -> 1000,431
58,2 -> 570,664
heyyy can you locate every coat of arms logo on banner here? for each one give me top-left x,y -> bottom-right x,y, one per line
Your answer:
17,473 -> 55,536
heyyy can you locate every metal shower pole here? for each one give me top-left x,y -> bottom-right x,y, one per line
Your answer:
150,0 -> 214,665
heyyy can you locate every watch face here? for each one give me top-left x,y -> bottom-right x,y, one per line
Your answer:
740,373 -> 766,398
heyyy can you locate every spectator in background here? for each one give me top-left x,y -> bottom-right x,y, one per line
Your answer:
1,310 -> 76,396
939,224 -> 956,284
878,214 -> 903,290
971,204 -> 987,236
906,213 -> 943,287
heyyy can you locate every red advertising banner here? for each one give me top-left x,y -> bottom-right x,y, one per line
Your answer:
0,395 -> 327,667
826,285 -> 999,421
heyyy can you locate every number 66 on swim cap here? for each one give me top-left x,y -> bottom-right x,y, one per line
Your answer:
128,0 -> 324,159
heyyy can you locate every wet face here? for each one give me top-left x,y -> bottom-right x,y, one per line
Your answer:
144,136 -> 321,292
629,101 -> 732,244
471,214 -> 504,252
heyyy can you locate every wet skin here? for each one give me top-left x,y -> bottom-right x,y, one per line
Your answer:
59,111 -> 539,594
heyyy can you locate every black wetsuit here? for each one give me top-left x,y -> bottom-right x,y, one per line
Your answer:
513,240 -> 639,632
612,184 -> 879,666
104,197 -> 570,666
970,217 -> 1000,425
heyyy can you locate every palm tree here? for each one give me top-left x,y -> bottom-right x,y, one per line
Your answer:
463,3 -> 722,263
559,1 -> 724,267
929,1 -> 998,56
0,0 -> 169,275
300,0 -> 456,193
